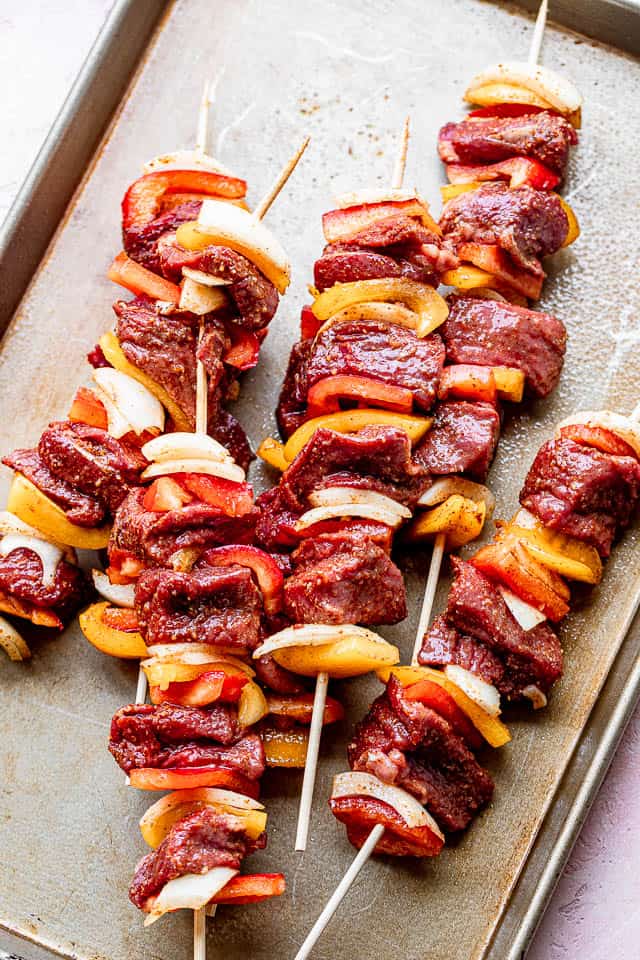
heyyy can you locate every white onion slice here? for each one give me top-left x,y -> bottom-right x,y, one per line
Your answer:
196,200 -> 290,291
0,614 -> 31,661
143,867 -> 238,926
142,458 -> 245,484
444,665 -> 501,717
522,684 -> 548,710
91,570 -> 136,608
499,586 -> 547,630
141,789 -> 264,838
309,486 -> 410,517
295,503 -> 403,531
0,511 -> 75,562
142,432 -> 232,464
253,624 -> 388,660
92,368 -> 165,438
333,188 -> 426,209
179,277 -> 229,316
182,267 -> 232,287
297,487 -> 411,529
331,771 -> 444,837
142,150 -> 235,177
557,410 -> 640,459
418,478 -> 495,516
465,61 -> 582,116
0,534 -> 63,588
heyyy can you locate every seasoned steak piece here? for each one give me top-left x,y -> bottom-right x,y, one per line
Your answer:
210,407 -> 253,474
129,807 -> 265,910
305,321 -> 445,412
109,702 -> 265,778
158,233 -> 278,332
110,488 -> 258,567
520,437 -> 640,557
255,426 -> 430,550
276,339 -> 313,439
440,182 -> 568,273
438,112 -> 578,178
284,532 -> 407,625
2,447 -> 106,527
38,421 -> 146,514
443,295 -> 566,398
418,559 -> 563,699
414,401 -> 500,481
124,200 -> 202,273
253,654 -> 307,695
348,676 -> 493,832
135,563 -> 263,651
0,548 -> 87,622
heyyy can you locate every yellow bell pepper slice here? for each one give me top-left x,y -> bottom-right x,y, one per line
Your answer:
440,182 -> 482,203
558,196 -> 580,247
140,790 -> 266,848
492,366 -> 525,403
405,495 -> 486,550
500,512 -> 602,584
378,665 -> 511,748
282,410 -> 431,464
79,602 -> 148,659
261,726 -> 309,767
441,264 -> 502,292
99,331 -> 192,431
238,681 -> 269,727
257,437 -> 289,471
7,474 -> 111,550
273,635 -> 400,679
175,221 -> 289,294
311,278 -> 449,338
142,654 -> 254,689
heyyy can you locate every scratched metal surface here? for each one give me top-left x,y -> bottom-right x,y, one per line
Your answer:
0,2 -> 639,959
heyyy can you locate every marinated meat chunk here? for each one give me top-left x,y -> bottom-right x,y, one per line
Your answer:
443,295 -> 566,398
124,200 -> 202,273
276,339 -> 313,439
348,676 -> 493,832
305,321 -> 445,412
255,426 -> 430,549
38,420 -> 146,514
158,234 -> 278,332
418,559 -> 563,699
253,654 -> 307,695
520,437 -> 640,557
2,447 -> 106,527
414,401 -> 500,481
0,548 -> 87,623
210,408 -> 253,474
135,563 -> 263,651
284,532 -> 406,625
438,112 -> 578,179
110,488 -> 258,567
109,702 -> 265,778
440,182 -> 568,273
129,807 -> 265,910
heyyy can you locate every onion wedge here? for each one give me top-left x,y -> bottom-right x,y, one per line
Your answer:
91,570 -> 136,608
0,615 -> 31,661
142,433 -> 233,464
418,478 -> 495,517
444,665 -> 501,717
296,487 -> 411,531
143,150 -> 236,177
499,586 -> 547,630
140,788 -> 265,848
464,61 -> 582,124
331,772 -> 444,836
179,277 -> 229,315
92,367 -> 165,438
141,458 -> 245,484
253,624 -> 390,660
143,867 -> 238,926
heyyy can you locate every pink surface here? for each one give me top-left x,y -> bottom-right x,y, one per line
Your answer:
528,701 -> 640,958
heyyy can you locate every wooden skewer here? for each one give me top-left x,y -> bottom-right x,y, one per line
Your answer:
294,119 -> 410,853
528,0 -> 548,66
253,137 -> 310,221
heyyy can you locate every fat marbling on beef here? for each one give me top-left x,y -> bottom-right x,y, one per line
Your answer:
439,182 -> 568,274
347,675 -> 493,832
443,295 -> 566,399
414,401 -> 500,482
438,112 -> 578,179
520,436 -> 640,557
418,558 -> 563,700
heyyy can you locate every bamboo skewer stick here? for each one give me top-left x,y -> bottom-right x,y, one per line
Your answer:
294,117 -> 411,853
528,0 -> 548,66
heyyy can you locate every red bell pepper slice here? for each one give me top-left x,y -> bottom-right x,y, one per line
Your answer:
559,424 -> 638,460
446,157 -> 559,191
143,477 -> 194,513
223,327 -> 260,371
108,251 -> 182,303
267,693 -> 345,725
472,539 -> 570,621
202,544 -> 284,615
149,670 -> 248,707
300,304 -> 322,340
68,387 -> 108,430
179,474 -> 254,517
122,170 -> 247,233
322,198 -> 440,244
438,364 -> 497,404
404,679 -> 484,751
457,242 -> 544,300
294,517 -> 394,552
101,606 -> 140,633
467,103 -> 551,120
330,795 -> 444,858
128,765 -> 260,797
210,873 -> 286,905
306,375 -> 414,418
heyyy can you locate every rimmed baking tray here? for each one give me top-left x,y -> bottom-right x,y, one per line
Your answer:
1,2 -> 640,958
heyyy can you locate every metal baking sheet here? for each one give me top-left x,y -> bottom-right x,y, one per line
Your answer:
1,2 -> 640,959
